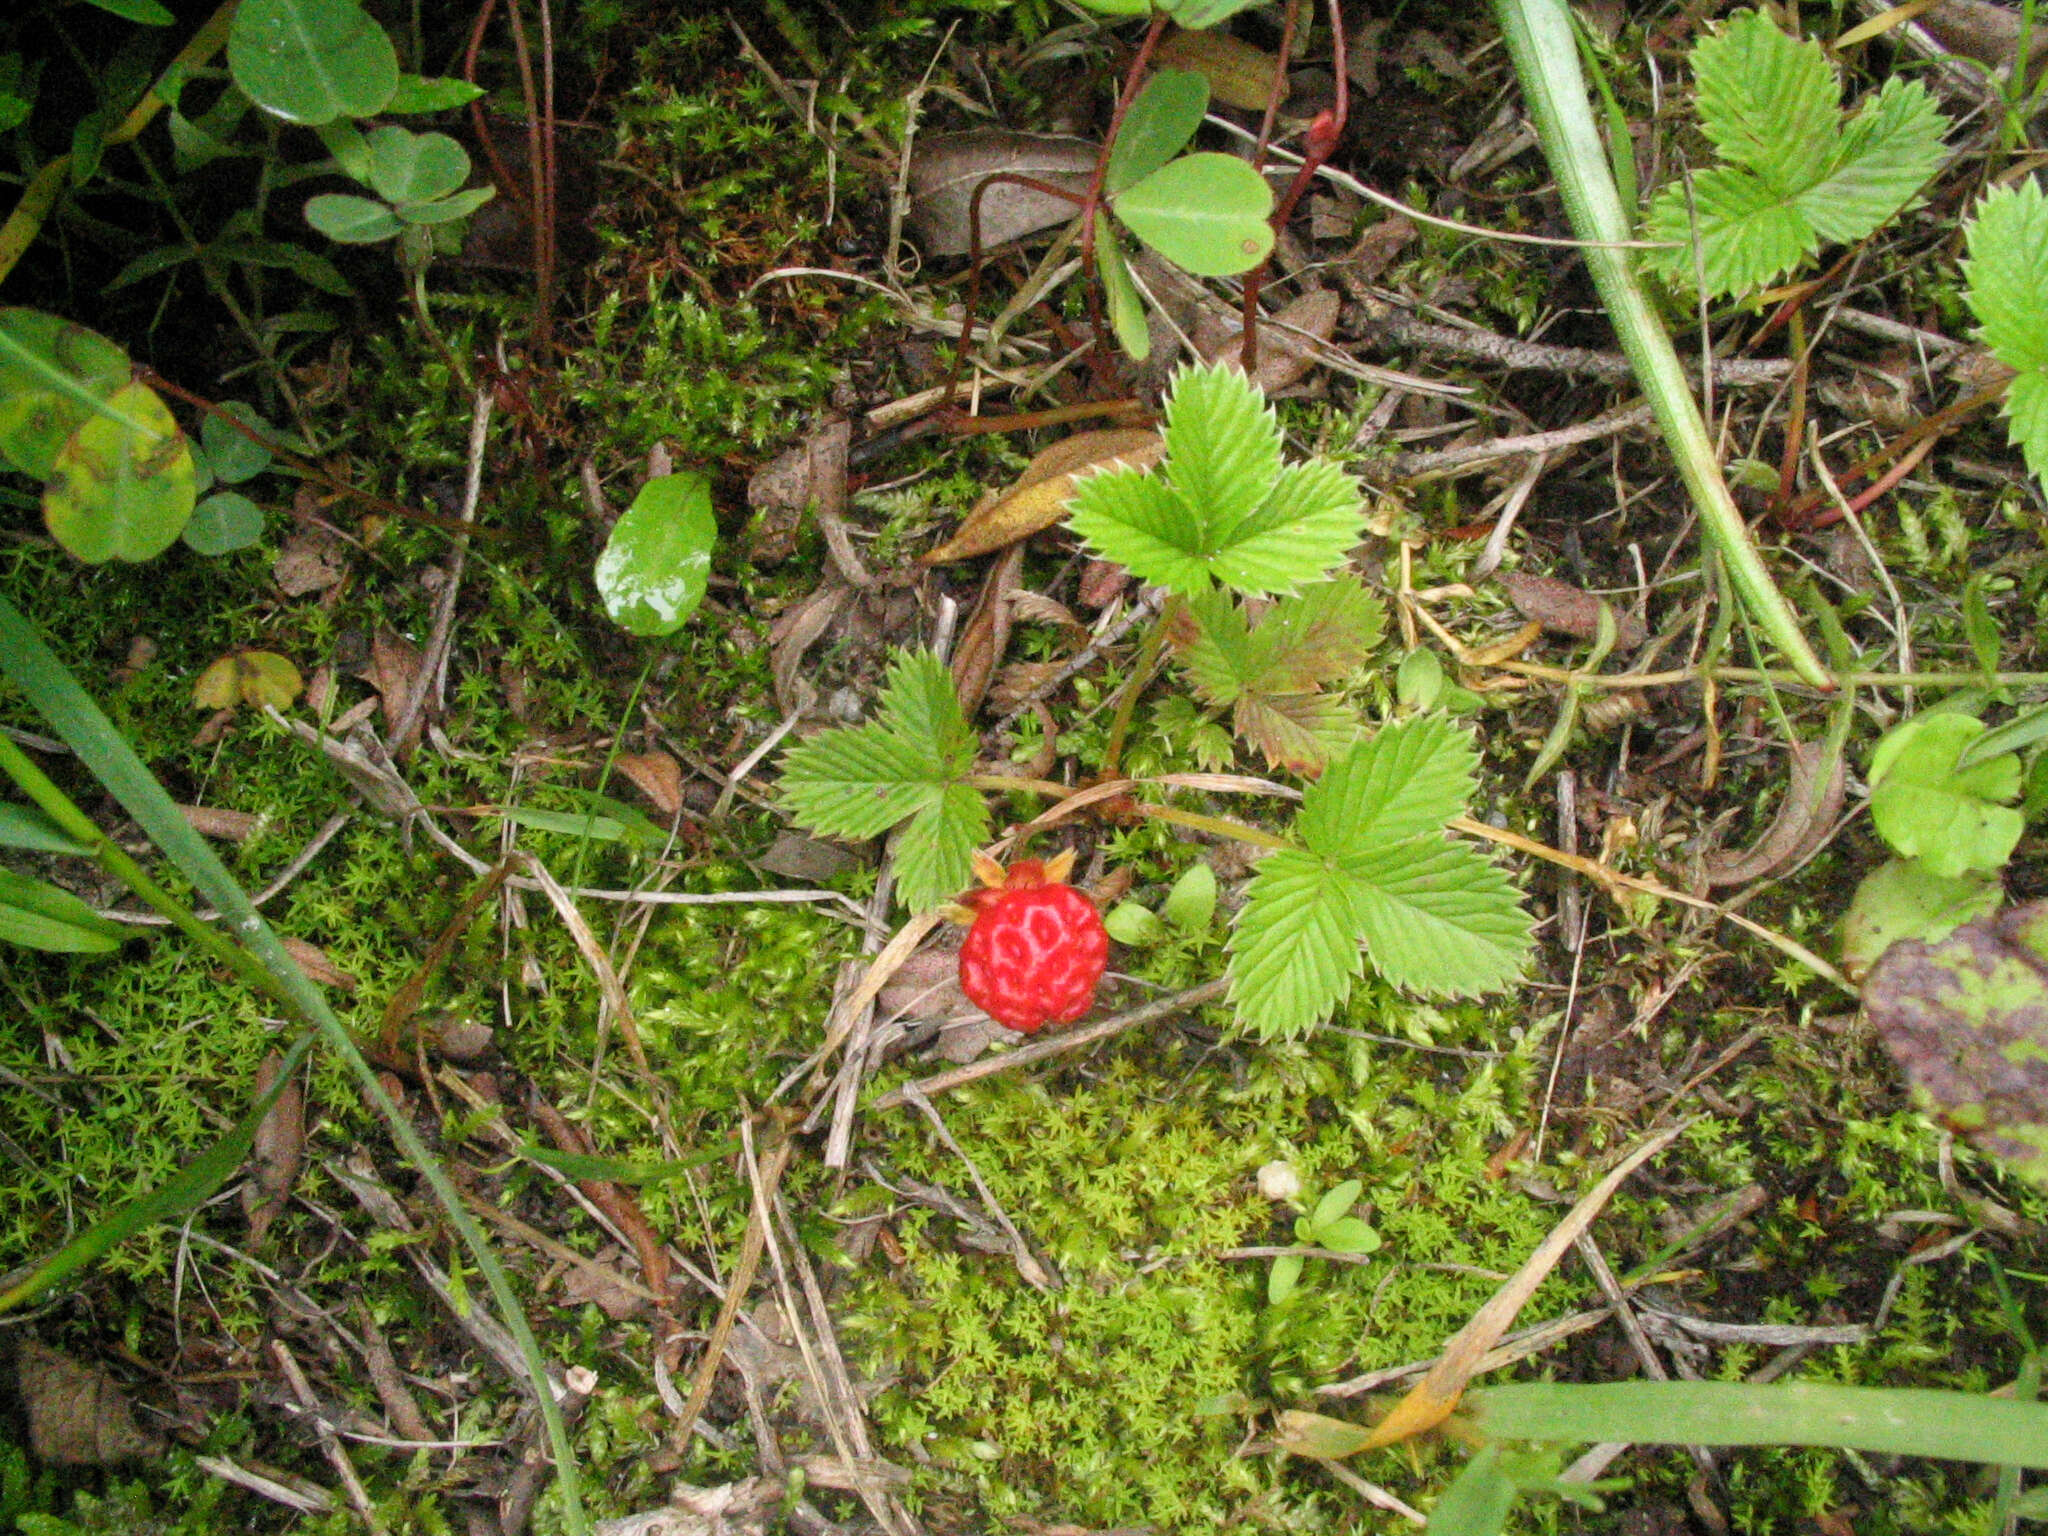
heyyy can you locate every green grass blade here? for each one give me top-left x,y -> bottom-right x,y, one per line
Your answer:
0,1029 -> 317,1310
1470,1381 -> 2048,1468
1491,0 -> 1832,689
0,595 -> 589,1535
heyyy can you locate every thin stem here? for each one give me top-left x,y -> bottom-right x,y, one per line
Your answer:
1099,599 -> 1176,779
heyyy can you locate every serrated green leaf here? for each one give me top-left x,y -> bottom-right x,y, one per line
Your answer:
1348,837 -> 1531,998
1208,457 -> 1364,595
1244,575 -> 1385,691
1227,847 -> 1368,1038
1648,165 -> 1815,296
1111,152 -> 1275,276
1965,177 -> 2048,486
1067,465 -> 1217,593
1297,717 -> 1478,854
876,650 -> 974,771
892,783 -> 988,913
1162,362 -> 1282,532
1174,586 -> 1254,704
1106,70 -> 1208,197
1804,76 -> 1946,243
778,725 -> 947,840
1691,9 -> 1839,189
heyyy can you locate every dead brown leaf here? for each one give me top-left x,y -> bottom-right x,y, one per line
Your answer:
754,831 -> 862,883
179,804 -> 262,842
922,429 -> 1163,565
952,543 -> 1026,718
560,1249 -> 650,1320
1195,288 -> 1342,394
614,751 -> 685,817
1156,27 -> 1281,112
768,581 -> 853,715
1701,739 -> 1845,887
1495,571 -> 1648,651
361,626 -> 425,740
906,131 -> 1094,257
13,1341 -> 163,1464
272,524 -> 347,597
279,936 -> 359,991
242,1051 -> 304,1247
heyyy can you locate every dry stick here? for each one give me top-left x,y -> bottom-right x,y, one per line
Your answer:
870,978 -> 1229,1110
391,387 -> 492,758
99,811 -> 350,925
519,851 -> 656,1082
526,1087 -> 674,1311
1567,1232 -> 1717,1484
1385,401 -> 1654,477
272,1339 -> 385,1533
1362,307 -> 1793,388
672,1130 -> 794,1452
354,1304 -> 436,1444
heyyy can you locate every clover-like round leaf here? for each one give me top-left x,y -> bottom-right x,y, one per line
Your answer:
183,492 -> 266,556
229,0 -> 397,125
200,402 -> 274,484
43,380 -> 195,564
193,650 -> 303,711
596,472 -> 717,637
1106,70 -> 1209,197
0,308 -> 131,480
365,126 -> 471,204
305,192 -> 403,244
1112,151 -> 1274,276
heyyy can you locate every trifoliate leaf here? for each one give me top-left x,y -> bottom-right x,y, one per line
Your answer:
1111,153 -> 1275,276
1347,837 -> 1531,998
1297,717 -> 1478,854
192,650 -> 302,711
1645,10 -> 1948,297
1227,847 -> 1368,1039
1161,362 -> 1282,530
1867,712 -> 2023,878
1964,177 -> 2048,486
1066,465 -> 1219,593
892,782 -> 989,914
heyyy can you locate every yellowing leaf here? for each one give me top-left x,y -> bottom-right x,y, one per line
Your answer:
194,650 -> 303,711
922,429 -> 1162,564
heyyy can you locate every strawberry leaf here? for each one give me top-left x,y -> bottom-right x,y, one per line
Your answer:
1207,457 -> 1365,596
1067,466 -> 1219,594
1964,177 -> 2048,486
1233,690 -> 1351,775
1244,576 -> 1385,692
1297,717 -> 1478,852
1348,837 -> 1531,998
1227,847 -> 1369,1039
1173,587 -> 1255,705
1160,361 -> 1282,528
892,782 -> 990,914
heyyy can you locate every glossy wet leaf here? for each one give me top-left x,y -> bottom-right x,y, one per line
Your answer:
228,0 -> 398,125
1864,899 -> 2048,1190
0,309 -> 132,480
43,381 -> 194,564
183,492 -> 265,556
1106,69 -> 1208,196
0,869 -> 125,954
364,126 -> 470,203
596,472 -> 717,637
304,192 -> 403,244
192,650 -> 303,711
1113,152 -> 1275,276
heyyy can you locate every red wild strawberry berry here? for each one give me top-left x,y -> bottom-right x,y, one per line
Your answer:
955,852 -> 1109,1034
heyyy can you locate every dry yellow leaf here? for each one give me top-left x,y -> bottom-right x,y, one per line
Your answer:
922,429 -> 1162,565
192,650 -> 303,711
1156,28 -> 1282,113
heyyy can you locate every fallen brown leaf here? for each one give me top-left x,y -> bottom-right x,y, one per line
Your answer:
1701,739 -> 1845,887
1156,26 -> 1281,112
179,804 -> 263,842
279,936 -> 359,991
922,429 -> 1163,565
243,1052 -> 304,1247
951,543 -> 1025,718
614,751 -> 685,817
272,524 -> 347,597
1495,571 -> 1648,651
361,626 -> 424,740
13,1341 -> 163,1464
906,131 -> 1094,257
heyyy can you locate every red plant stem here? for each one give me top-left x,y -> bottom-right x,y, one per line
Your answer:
1240,0 -> 1349,373
942,171 -> 1091,411
1810,432 -> 1938,530
1251,0 -> 1303,166
464,0 -> 526,227
1772,312 -> 1810,515
500,0 -> 556,359
1778,377 -> 2008,527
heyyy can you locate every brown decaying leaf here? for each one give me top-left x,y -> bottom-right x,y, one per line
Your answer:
1701,739 -> 1845,887
243,1051 -> 304,1247
1193,288 -> 1342,395
361,626 -> 424,738
1235,691 -> 1349,776
1155,26 -> 1282,112
1076,558 -> 1130,610
905,131 -> 1094,257
922,430 -> 1163,565
1494,571 -> 1648,651
769,580 -> 852,715
272,522 -> 347,596
873,939 -> 972,1027
279,935 -> 359,991
614,751 -> 684,817
754,831 -> 862,883
951,543 -> 1025,718
14,1341 -> 163,1464
1918,0 -> 2048,71
179,804 -> 262,842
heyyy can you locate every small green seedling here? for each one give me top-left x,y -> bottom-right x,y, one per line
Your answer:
595,472 -> 719,639
1105,861 -> 1218,948
1268,1177 -> 1380,1305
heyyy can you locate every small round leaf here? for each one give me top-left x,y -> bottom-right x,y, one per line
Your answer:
0,308 -> 132,480
1106,70 -> 1209,197
200,402 -> 274,484
193,650 -> 303,711
43,381 -> 195,564
595,472 -> 717,637
184,492 -> 266,555
1112,152 -> 1275,276
365,126 -> 471,203
305,192 -> 403,244
229,0 -> 398,125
